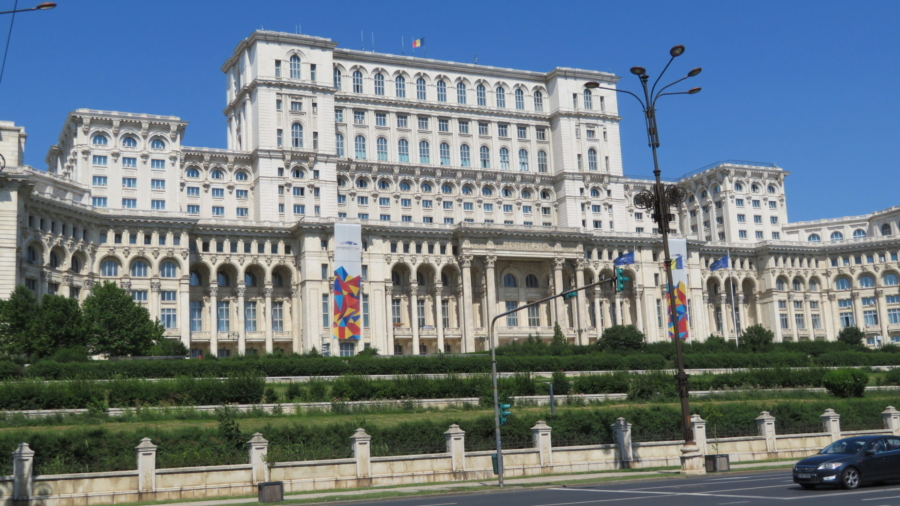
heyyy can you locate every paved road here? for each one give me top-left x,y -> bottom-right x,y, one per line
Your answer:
341,471 -> 900,506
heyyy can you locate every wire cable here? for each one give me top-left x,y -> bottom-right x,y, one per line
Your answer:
0,0 -> 20,89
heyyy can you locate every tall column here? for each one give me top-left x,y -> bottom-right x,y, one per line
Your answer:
575,262 -> 589,345
877,288 -> 889,343
786,293 -> 797,340
553,257 -> 565,327
634,288 -> 644,334
616,294 -> 624,328
593,294 -> 603,339
264,286 -> 274,354
720,294 -> 733,339
824,293 -> 837,341
435,283 -> 445,353
179,278 -> 190,348
738,294 -> 748,336
851,291 -> 863,336
602,293 -> 612,329
237,286 -> 247,355
485,255 -> 497,341
460,255 -> 475,352
385,279 -> 394,353
209,285 -> 218,358
291,286 -> 302,353
150,280 -> 160,322
410,281 -> 420,354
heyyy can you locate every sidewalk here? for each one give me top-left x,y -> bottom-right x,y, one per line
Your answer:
149,460 -> 795,506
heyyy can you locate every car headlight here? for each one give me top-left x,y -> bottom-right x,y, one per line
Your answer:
817,462 -> 842,470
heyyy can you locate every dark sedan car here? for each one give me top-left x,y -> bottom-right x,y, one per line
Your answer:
793,435 -> 900,489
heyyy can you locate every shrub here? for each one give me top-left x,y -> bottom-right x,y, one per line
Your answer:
0,361 -> 24,379
148,339 -> 188,357
48,346 -> 90,363
883,368 -> 900,386
738,325 -> 774,351
627,372 -> 677,401
837,327 -> 865,347
551,371 -> 570,395
823,368 -> 868,398
600,325 -> 645,352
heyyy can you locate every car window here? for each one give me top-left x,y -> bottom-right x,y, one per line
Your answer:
886,438 -> 900,452
869,440 -> 887,454
821,439 -> 867,454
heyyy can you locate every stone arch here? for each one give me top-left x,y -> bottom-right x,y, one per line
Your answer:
215,262 -> 240,288
500,267 -> 523,288
791,276 -> 805,291
48,245 -> 67,270
706,276 -> 722,296
416,263 -> 436,287
128,256 -> 153,278
157,257 -> 182,279
70,250 -> 89,274
391,262 -> 412,286
243,263 -> 266,288
189,262 -> 211,287
440,265 -> 459,288
98,255 -> 122,277
271,264 -> 293,288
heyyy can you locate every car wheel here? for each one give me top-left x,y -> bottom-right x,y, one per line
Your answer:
841,467 -> 861,489
800,484 -> 816,490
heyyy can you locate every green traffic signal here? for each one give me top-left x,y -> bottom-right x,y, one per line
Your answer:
499,403 -> 512,425
563,290 -> 577,300
615,267 -> 629,292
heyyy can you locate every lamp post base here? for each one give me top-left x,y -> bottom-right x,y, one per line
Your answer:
680,443 -> 706,475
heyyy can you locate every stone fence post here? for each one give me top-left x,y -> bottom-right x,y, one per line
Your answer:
531,420 -> 552,467
883,406 -> 900,436
820,409 -> 841,443
444,424 -> 466,472
691,414 -> 707,455
247,432 -> 269,485
350,429 -> 371,479
135,438 -> 157,493
12,442 -> 34,501
611,417 -> 633,468
756,411 -> 777,453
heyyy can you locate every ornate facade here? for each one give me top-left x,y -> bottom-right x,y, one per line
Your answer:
1,31 -> 898,357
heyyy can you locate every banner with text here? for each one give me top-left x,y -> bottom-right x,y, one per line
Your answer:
333,223 -> 362,339
667,238 -> 690,340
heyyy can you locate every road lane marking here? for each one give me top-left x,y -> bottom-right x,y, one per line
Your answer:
718,502 -> 750,505
532,495 -> 670,506
549,488 -> 787,501
862,496 -> 900,501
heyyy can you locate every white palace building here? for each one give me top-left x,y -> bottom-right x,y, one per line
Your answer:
1,30 -> 899,357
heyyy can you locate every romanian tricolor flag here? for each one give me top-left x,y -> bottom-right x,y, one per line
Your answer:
412,38 -> 424,48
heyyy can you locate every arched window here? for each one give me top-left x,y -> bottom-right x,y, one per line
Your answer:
354,135 -> 366,159
587,149 -> 598,171
421,182 -> 432,193
714,185 -> 721,194
518,149 -> 529,171
377,137 -> 388,161
807,234 -> 821,242
338,177 -> 347,187
499,147 -> 510,170
186,168 -> 200,178
859,275 -> 875,288
245,272 -> 257,287
190,271 -> 202,286
217,272 -> 230,287
502,187 -> 514,198
374,73 -> 385,95
436,80 -> 447,102
590,188 -> 600,197
290,55 -> 301,79
809,278 -> 820,291
395,75 -> 406,98
391,271 -> 401,286
416,77 -> 426,100
211,170 -> 224,180
751,183 -> 760,193
776,278 -> 786,290
462,185 -> 473,195
456,82 -> 466,104
460,144 -> 471,167
161,261 -> 177,278
333,67 -> 342,90
835,278 -> 851,290
792,278 -> 803,291
71,256 -> 81,273
399,181 -> 411,191
583,89 -> 593,109
476,84 -> 486,106
853,229 -> 866,239
235,171 -> 248,181
291,123 -> 303,148
882,224 -> 893,236
496,87 -> 506,108
272,272 -> 284,287
479,146 -> 490,168
482,186 -> 493,196
442,184 -> 453,194
131,260 -> 148,277
122,136 -> 137,148
541,190 -> 551,200
525,274 -> 539,288
830,231 -> 844,242
515,88 -> 525,110
352,70 -> 363,93
503,273 -> 517,287
335,133 -> 345,157
533,90 -> 544,111
355,178 -> 368,189
417,272 -> 426,285
439,142 -> 450,165
398,139 -> 409,162
734,182 -> 744,191
537,150 -> 548,173
378,179 -> 390,190
92,134 -> 108,145
49,252 -> 59,268
884,273 -> 899,286
419,140 -> 430,164
768,185 -> 776,194
101,259 -> 118,276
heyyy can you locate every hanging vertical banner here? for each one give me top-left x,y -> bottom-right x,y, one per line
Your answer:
333,223 -> 362,339
666,238 -> 690,340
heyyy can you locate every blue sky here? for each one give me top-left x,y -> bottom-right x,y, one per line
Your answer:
1,0 -> 897,222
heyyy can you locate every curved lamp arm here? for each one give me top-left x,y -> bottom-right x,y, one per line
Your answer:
586,85 -> 646,110
652,76 -> 691,106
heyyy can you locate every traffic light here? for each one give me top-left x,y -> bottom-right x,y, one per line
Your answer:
563,290 -> 578,300
499,403 -> 512,425
615,267 -> 629,292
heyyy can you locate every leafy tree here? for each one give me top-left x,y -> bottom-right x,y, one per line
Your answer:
37,295 -> 86,357
600,325 -> 645,352
738,324 -> 774,351
0,285 -> 40,357
357,346 -> 379,357
148,338 -> 189,357
82,282 -> 163,357
837,326 -> 864,347
551,322 -> 567,347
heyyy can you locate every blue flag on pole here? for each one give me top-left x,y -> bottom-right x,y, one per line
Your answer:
709,254 -> 729,271
613,251 -> 635,266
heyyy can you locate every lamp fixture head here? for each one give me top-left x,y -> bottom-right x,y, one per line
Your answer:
630,66 -> 646,76
584,81 -> 600,89
687,67 -> 702,77
35,2 -> 56,9
670,45 -> 685,57
687,87 -> 702,94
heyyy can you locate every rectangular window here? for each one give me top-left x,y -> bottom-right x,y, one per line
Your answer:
392,298 -> 402,324
151,159 -> 165,169
498,124 -> 508,137
92,155 -> 108,166
771,232 -> 780,239
187,205 -> 200,214
840,312 -> 854,328
755,231 -> 764,239
160,308 -> 177,329
416,299 -> 426,328
122,157 -> 137,168
458,120 -> 469,134
357,196 -> 368,205
92,197 -> 107,208
272,301 -> 284,332
363,293 -> 370,328
737,214 -> 746,223
769,201 -> 777,209
122,198 -> 137,209
863,297 -> 876,306
380,214 -> 391,221
738,230 -> 747,239
887,295 -> 900,304
527,305 -> 540,327
754,215 -> 762,224
422,200 -> 432,209
322,294 -> 330,328
522,205 -> 532,214
505,300 -> 518,326
293,205 -> 305,214
212,206 -> 225,216
375,112 -> 387,126
190,301 -> 203,331
478,122 -> 489,135
335,109 -> 344,123
517,126 -> 527,139
752,200 -> 761,208
780,313 -> 789,329
353,110 -> 366,125
235,189 -> 248,199
443,201 -> 453,209
536,127 -> 546,141
444,217 -> 454,224
397,115 -> 408,128
151,200 -> 165,210
215,301 -> 229,332
132,290 -> 148,302
438,118 -> 449,132
159,290 -> 177,302
888,308 -> 900,324
503,204 -> 513,213
736,198 -> 744,207
864,310 -> 878,326
339,342 -> 355,357
212,188 -> 224,198
276,129 -> 283,147
418,116 -> 430,130
92,176 -> 107,186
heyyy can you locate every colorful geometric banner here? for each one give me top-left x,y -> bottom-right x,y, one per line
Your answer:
333,224 -> 362,340
666,238 -> 690,340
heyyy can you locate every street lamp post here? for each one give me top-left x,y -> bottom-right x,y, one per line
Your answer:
586,44 -> 704,474
0,2 -> 56,15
